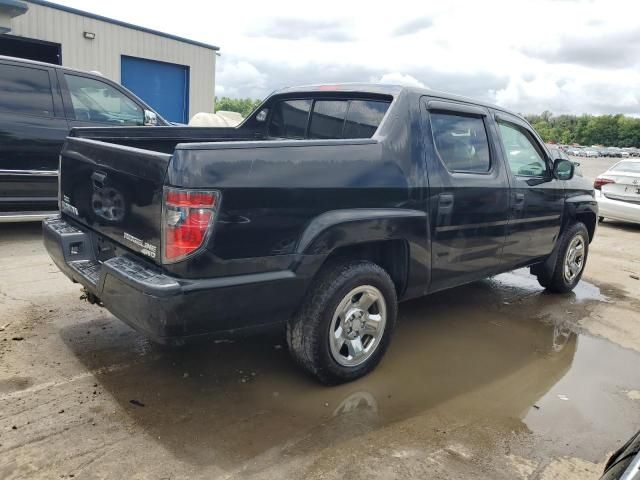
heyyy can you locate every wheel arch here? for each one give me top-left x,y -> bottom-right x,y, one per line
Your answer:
295,209 -> 428,299
564,194 -> 598,242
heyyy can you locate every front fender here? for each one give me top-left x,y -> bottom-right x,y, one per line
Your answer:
565,193 -> 598,217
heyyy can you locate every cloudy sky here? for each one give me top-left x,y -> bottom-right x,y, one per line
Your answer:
56,0 -> 640,115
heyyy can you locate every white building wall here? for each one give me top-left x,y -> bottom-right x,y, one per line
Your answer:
9,2 -> 216,117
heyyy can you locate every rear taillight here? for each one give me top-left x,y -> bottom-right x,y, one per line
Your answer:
162,187 -> 220,263
594,176 -> 615,190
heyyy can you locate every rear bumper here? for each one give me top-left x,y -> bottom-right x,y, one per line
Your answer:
43,216 -> 307,343
596,191 -> 640,224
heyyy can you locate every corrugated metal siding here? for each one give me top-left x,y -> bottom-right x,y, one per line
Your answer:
9,2 -> 216,117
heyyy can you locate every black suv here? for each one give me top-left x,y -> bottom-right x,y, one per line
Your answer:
0,55 -> 167,222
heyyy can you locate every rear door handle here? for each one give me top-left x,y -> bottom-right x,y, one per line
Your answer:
438,193 -> 454,214
512,192 -> 525,213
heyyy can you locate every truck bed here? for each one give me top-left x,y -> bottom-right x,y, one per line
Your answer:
70,126 -> 260,153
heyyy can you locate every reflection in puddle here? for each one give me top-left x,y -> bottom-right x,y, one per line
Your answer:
60,269 -> 640,467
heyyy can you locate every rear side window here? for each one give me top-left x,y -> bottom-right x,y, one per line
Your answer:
0,64 -> 54,117
268,99 -> 312,138
430,112 -> 491,173
343,100 -> 389,138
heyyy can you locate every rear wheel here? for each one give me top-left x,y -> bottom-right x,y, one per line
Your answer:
286,260 -> 397,385
535,222 -> 589,293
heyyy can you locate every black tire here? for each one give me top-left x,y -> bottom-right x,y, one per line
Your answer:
535,222 -> 589,293
286,260 -> 397,385
598,216 -> 604,223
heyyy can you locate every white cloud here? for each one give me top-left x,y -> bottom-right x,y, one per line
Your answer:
216,60 -> 267,98
53,0 -> 640,114
494,70 -> 640,115
372,73 -> 428,89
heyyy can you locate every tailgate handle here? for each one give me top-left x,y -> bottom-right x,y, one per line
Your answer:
91,171 -> 106,189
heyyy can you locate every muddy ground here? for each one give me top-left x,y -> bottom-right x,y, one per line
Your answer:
1,156 -> 639,479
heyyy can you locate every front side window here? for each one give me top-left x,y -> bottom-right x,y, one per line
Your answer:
0,64 -> 54,117
268,99 -> 312,138
498,122 -> 548,177
64,74 -> 143,125
430,112 -> 491,173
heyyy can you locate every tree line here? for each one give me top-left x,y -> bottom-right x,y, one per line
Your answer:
525,111 -> 640,147
214,97 -> 262,118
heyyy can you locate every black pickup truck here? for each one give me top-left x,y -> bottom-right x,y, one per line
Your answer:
44,84 -> 597,384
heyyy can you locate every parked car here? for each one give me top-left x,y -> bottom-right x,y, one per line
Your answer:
567,147 -> 583,156
584,149 -> 600,158
600,429 -> 640,479
0,55 -> 168,222
43,84 -> 597,384
595,159 -> 640,224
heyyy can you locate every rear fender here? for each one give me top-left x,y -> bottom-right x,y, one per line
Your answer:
295,209 -> 429,299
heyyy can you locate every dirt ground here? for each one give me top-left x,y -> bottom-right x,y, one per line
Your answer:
1,156 -> 639,480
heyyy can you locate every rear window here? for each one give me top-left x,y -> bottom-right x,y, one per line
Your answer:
308,100 -> 348,139
269,98 -> 390,139
268,99 -> 312,138
0,63 -> 54,117
431,112 -> 491,173
611,161 -> 640,173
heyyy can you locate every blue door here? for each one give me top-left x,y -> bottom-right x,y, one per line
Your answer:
121,56 -> 189,123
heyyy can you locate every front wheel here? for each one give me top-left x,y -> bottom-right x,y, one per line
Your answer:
286,260 -> 397,385
535,222 -> 589,293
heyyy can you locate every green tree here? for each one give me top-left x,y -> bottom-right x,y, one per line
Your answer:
214,97 -> 262,117
524,111 -> 640,147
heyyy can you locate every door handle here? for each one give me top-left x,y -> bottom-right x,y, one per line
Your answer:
438,193 -> 454,214
512,192 -> 525,213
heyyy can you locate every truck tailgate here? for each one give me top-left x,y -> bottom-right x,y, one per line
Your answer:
60,137 -> 171,263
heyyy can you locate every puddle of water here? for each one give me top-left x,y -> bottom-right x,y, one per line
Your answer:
58,268 -> 640,468
491,268 -> 609,303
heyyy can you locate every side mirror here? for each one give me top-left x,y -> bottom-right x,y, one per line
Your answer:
553,158 -> 575,181
144,109 -> 158,126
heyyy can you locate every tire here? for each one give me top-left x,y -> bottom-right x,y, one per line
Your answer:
598,216 -> 604,223
286,260 -> 397,385
535,222 -> 589,293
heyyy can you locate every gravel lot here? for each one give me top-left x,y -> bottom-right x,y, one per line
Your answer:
1,157 -> 639,480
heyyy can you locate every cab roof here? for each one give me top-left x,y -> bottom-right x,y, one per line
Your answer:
273,82 -> 525,122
